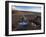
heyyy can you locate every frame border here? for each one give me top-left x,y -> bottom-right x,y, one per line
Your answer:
5,1 -> 45,36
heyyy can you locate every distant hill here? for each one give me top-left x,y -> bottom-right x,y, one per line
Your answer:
12,10 -> 41,16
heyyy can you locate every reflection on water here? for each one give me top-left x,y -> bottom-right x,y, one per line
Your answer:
12,15 -> 41,31
12,10 -> 41,31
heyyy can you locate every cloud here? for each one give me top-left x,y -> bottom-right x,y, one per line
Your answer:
12,6 -> 41,12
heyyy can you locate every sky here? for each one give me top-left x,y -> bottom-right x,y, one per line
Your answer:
12,6 -> 41,12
